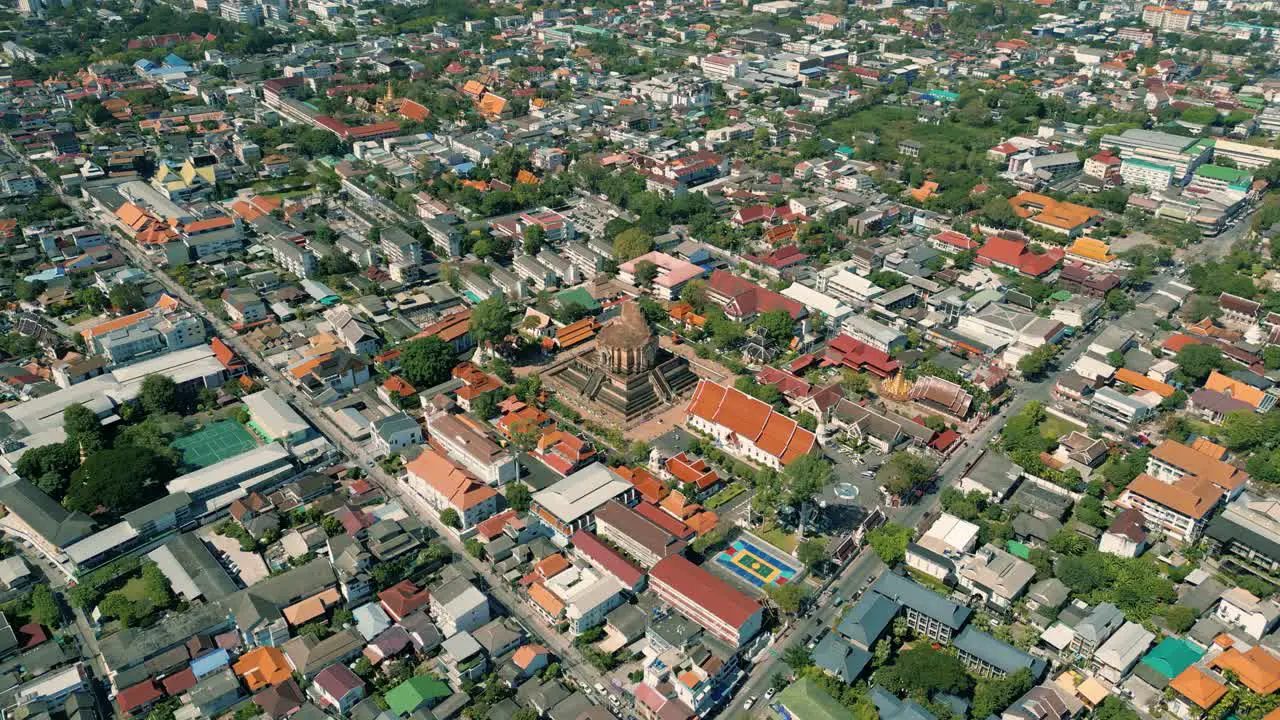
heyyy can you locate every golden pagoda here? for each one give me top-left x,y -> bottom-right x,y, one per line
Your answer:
881,371 -> 913,401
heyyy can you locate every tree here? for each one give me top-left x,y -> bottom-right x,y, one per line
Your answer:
922,415 -> 945,432
796,539 -> 826,570
465,539 -> 486,558
1097,697 -> 1143,720
64,446 -> 174,515
29,584 -> 60,628
470,297 -> 511,347
63,403 -> 104,451
1222,411 -> 1280,452
1017,343 -> 1058,379
439,508 -> 460,528
867,523 -> 911,566
523,225 -> 546,255
1164,605 -> 1197,633
980,194 -> 1020,228
14,279 -> 45,302
139,375 -> 178,415
505,482 -> 532,512
782,645 -> 813,670
99,593 -> 137,627
16,442 -> 78,497
877,646 -> 975,697
972,669 -> 1034,719
633,260 -> 659,289
109,284 -> 146,312
321,515 -> 343,537
1175,344 -> 1224,384
399,336 -> 456,387
842,370 -> 871,396
76,287 -> 107,312
878,453 -> 934,496
513,710 -> 539,720
612,227 -> 653,262
784,453 -> 832,508
472,392 -> 498,420
754,309 -> 796,346
1106,350 -> 1126,367
767,583 -> 809,614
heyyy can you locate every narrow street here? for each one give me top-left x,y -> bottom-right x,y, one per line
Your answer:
18,188 -> 624,703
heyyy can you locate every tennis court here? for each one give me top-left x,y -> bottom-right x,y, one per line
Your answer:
173,420 -> 259,468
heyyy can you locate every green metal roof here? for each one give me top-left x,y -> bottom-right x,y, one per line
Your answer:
554,286 -> 601,311
775,677 -> 855,720
1141,637 -> 1204,680
1050,290 -> 1073,302
1195,163 -> 1252,184
386,676 -> 451,717
1124,157 -> 1176,173
1007,540 -> 1031,559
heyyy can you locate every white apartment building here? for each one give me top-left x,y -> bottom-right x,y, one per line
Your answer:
1120,158 -> 1177,190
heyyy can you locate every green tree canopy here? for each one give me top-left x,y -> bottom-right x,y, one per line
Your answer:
470,297 -> 511,347
1174,344 -> 1225,384
612,227 -> 653,262
867,523 -> 912,566
505,482 -> 532,512
139,375 -> 178,415
876,646 -> 975,697
399,336 -> 457,387
64,446 -> 175,516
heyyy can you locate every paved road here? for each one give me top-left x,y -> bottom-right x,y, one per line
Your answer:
47,191 -> 622,708
731,314 -> 1119,718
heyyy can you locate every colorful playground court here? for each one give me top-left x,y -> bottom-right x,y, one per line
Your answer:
714,534 -> 804,590
172,420 -> 259,469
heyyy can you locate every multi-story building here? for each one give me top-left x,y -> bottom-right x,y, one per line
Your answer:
405,449 -> 499,530
1090,387 -> 1160,428
1121,157 -> 1177,190
1097,129 -> 1211,184
80,300 -> 206,367
592,500 -> 685,568
842,314 -> 906,353
954,627 -> 1047,679
1090,622 -> 1154,684
700,54 -> 744,81
956,544 -> 1036,612
1212,139 -> 1280,171
1205,494 -> 1280,582
266,237 -> 317,278
530,464 -> 638,539
867,572 -> 971,644
649,555 -> 764,648
1189,164 -> 1254,194
425,413 -> 518,486
1142,5 -> 1194,32
1067,602 -> 1124,659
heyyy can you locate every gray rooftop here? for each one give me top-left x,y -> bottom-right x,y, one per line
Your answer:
869,572 -> 970,630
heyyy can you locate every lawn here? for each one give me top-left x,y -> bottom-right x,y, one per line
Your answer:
757,525 -> 799,554
119,575 -> 157,615
1039,414 -> 1085,441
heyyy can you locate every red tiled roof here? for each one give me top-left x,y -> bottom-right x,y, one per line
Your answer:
685,380 -> 816,466
571,530 -> 645,588
650,555 -> 761,631
635,502 -> 694,540
707,270 -> 806,321
116,680 -> 163,715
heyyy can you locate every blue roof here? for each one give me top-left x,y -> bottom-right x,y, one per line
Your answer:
189,648 -> 230,679
453,161 -> 476,176
812,634 -> 872,683
953,627 -> 1047,679
163,53 -> 189,66
871,686 -> 937,720
837,592 -> 897,647
869,572 -> 971,630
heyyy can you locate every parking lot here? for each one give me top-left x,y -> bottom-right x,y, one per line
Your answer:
201,526 -> 270,586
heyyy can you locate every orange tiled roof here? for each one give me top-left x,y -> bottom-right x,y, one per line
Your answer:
404,448 -> 498,511
1171,667 -> 1228,709
512,644 -> 548,669
1150,439 -> 1248,493
528,581 -> 564,618
1114,368 -> 1176,398
1205,370 -> 1269,410
535,553 -> 571,579
1125,473 -> 1221,519
82,309 -> 152,339
1208,647 -> 1280,694
233,646 -> 292,691
282,588 -> 341,626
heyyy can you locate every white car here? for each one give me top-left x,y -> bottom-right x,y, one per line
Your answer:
743,696 -> 758,710
765,688 -> 777,700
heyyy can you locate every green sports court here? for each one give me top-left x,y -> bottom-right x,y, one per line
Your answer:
172,420 -> 260,468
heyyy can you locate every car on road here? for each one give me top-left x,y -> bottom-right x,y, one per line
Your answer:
766,688 -> 777,701
743,696 -> 758,710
